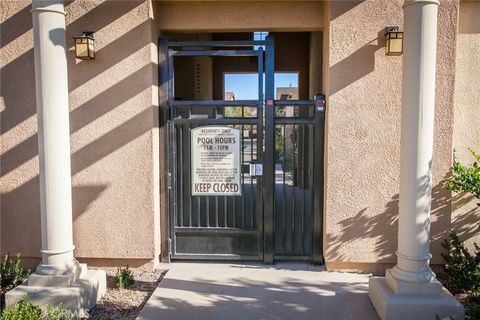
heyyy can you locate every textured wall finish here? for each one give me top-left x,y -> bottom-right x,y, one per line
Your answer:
323,0 -> 458,270
452,0 -> 480,248
323,0 -> 403,268
1,0 -> 160,270
0,0 -> 465,271
155,1 -> 323,32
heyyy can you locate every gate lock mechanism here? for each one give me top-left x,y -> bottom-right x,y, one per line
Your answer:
249,163 -> 263,177
315,94 -> 326,112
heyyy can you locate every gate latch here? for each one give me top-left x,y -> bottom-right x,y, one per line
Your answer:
249,163 -> 263,177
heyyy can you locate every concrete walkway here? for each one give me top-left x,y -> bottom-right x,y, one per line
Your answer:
137,262 -> 379,320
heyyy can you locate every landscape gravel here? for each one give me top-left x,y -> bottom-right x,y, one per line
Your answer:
87,269 -> 166,320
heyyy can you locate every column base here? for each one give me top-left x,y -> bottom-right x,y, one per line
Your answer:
385,268 -> 443,295
369,276 -> 464,320
5,264 -> 106,317
28,260 -> 84,287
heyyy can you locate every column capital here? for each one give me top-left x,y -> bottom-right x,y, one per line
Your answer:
403,0 -> 440,8
31,0 -> 66,16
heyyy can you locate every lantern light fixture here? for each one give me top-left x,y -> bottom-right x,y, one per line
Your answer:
385,26 -> 403,56
74,32 -> 95,60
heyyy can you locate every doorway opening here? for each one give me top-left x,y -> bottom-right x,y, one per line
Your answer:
161,32 -> 324,264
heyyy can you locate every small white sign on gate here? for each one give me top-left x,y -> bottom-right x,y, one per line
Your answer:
191,126 -> 242,196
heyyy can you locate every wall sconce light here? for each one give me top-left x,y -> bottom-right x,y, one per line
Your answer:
385,26 -> 403,56
74,32 -> 95,60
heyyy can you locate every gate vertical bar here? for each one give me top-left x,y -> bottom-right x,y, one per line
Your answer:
185,125 -> 193,227
250,126 -> 254,229
291,124 -> 296,254
263,35 -> 275,263
307,123 -> 314,255
167,47 -> 177,258
313,94 -> 325,264
178,126 -> 184,226
282,125 -> 287,254
256,47 -> 264,258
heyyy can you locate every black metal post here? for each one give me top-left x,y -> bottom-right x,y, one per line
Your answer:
263,35 -> 275,263
158,38 -> 171,263
256,47 -> 264,259
313,94 -> 325,264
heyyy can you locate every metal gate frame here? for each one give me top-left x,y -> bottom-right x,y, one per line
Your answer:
159,35 -> 325,264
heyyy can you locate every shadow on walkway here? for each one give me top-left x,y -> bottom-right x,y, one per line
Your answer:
137,262 -> 378,320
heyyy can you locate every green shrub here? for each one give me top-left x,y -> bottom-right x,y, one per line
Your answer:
1,253 -> 30,294
464,294 -> 480,320
115,266 -> 134,289
1,297 -> 42,320
444,148 -> 480,203
441,231 -> 480,294
1,298 -> 79,320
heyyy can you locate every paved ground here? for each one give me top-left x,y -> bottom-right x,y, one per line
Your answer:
137,262 -> 379,320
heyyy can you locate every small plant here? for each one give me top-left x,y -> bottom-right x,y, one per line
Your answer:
441,231 -> 480,294
444,148 -> 480,204
1,298 -> 79,320
115,266 -> 134,289
1,253 -> 30,294
0,297 -> 42,320
464,294 -> 480,320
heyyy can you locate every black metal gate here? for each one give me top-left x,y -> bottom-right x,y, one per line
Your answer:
160,36 -> 325,264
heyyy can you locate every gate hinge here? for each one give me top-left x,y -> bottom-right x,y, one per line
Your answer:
167,172 -> 172,189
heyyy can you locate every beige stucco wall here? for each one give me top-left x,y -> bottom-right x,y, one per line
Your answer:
155,1 -> 323,32
323,0 -> 459,270
0,0 -> 160,270
452,0 -> 480,248
1,0 -> 467,272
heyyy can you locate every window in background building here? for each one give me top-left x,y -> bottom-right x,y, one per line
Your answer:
253,31 -> 269,50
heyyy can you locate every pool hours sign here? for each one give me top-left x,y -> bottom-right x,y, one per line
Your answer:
191,126 -> 242,196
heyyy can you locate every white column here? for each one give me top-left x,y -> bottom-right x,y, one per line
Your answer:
368,1 -> 464,319
31,0 -> 78,277
6,1 -> 106,313
387,0 -> 439,288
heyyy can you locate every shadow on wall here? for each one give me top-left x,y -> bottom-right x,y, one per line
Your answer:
431,173 -> 455,263
72,185 -> 108,222
1,0 -> 147,133
458,0 -> 480,34
325,177 -> 453,265
325,194 -> 398,264
0,4 -> 32,49
329,29 -> 386,95
451,193 -> 480,241
330,0 -> 365,21
0,0 -> 158,259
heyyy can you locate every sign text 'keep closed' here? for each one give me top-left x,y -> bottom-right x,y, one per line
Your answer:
191,126 -> 242,196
